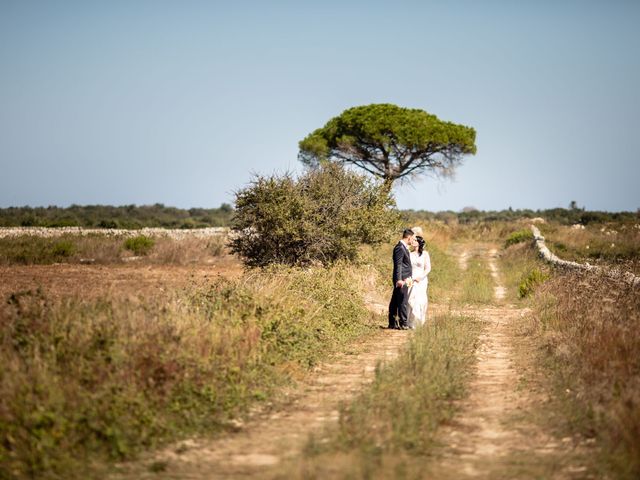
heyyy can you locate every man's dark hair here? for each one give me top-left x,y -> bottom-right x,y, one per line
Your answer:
402,228 -> 414,238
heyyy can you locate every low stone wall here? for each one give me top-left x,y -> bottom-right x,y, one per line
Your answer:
530,225 -> 640,287
0,227 -> 228,240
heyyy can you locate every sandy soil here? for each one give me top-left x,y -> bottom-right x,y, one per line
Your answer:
3,246 -> 595,478
429,246 -> 595,479
108,245 -> 591,480
0,256 -> 243,301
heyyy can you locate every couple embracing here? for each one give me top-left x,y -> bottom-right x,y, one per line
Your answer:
388,227 -> 431,330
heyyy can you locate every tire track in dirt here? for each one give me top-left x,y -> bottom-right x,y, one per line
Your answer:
109,245 -> 594,479
110,297 -> 410,480
430,245 -> 592,479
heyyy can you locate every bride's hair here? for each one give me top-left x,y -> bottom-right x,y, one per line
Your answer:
416,236 -> 425,256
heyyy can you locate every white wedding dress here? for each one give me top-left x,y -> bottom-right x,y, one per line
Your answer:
408,250 -> 431,327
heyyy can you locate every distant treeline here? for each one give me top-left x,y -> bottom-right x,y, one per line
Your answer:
0,204 -> 637,229
0,204 -> 233,229
404,207 -> 639,225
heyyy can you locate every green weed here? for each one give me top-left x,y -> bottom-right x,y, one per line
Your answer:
123,235 -> 155,256
504,229 -> 534,248
517,268 -> 549,298
50,240 -> 76,258
499,242 -> 547,301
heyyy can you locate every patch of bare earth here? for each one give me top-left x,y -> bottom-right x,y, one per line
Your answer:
110,299 -> 409,480
429,246 -> 595,479
0,256 -> 243,301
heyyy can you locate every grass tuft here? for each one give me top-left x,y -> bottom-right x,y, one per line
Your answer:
459,253 -> 494,304
123,235 -> 155,256
517,268 -> 549,298
499,242 -> 547,301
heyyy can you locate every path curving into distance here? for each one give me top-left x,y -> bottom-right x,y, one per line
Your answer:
430,245 -> 592,479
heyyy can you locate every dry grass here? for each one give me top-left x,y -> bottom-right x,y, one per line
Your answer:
150,236 -> 227,264
0,262 -> 382,479
532,271 -> 640,479
283,311 -> 482,479
499,242 -> 550,301
0,234 -> 228,266
458,252 -> 494,304
407,220 -> 530,245
539,222 -> 640,273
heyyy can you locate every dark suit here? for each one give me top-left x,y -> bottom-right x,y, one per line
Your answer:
388,241 -> 413,329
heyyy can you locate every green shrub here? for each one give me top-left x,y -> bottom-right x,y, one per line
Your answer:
0,237 -> 78,264
551,241 -> 568,253
499,241 -> 543,300
230,163 -> 401,267
518,268 -> 549,298
98,219 -> 119,228
505,229 -> 534,248
124,235 -> 155,256
50,240 -> 76,258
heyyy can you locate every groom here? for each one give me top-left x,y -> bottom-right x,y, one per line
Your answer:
388,228 -> 414,330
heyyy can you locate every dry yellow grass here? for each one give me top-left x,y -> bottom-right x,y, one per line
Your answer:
0,260 -> 381,479
539,222 -> 640,273
532,271 -> 640,479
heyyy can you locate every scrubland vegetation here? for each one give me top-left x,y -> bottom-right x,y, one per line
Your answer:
538,222 -> 640,273
0,264 -> 383,479
0,165 -> 399,479
0,234 -> 227,265
230,163 -> 399,267
499,226 -> 640,480
529,271 -> 640,479
406,207 -> 638,226
2,203 -> 636,231
1,179 -> 638,479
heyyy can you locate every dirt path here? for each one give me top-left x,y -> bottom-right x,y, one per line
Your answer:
430,245 -> 592,479
488,247 -> 506,301
109,245 -> 592,479
110,297 -> 410,479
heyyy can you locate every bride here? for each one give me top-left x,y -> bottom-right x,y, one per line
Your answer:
408,228 -> 431,327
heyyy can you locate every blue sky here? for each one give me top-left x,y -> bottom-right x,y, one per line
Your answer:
1,1 -> 638,211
